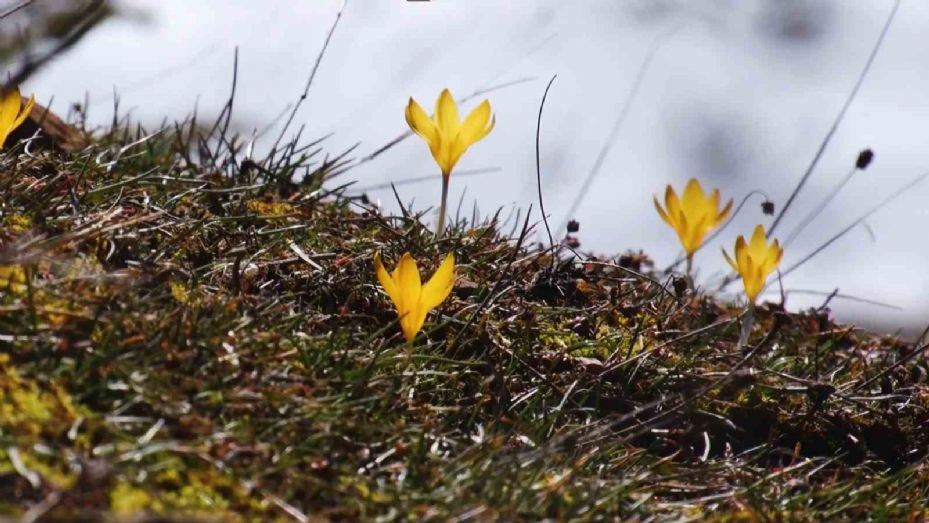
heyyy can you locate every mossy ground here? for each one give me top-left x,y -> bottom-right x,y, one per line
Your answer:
1,120 -> 928,522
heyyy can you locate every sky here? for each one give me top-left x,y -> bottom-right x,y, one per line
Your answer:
20,0 -> 929,337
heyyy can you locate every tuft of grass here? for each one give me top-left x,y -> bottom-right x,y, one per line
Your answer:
0,116 -> 928,522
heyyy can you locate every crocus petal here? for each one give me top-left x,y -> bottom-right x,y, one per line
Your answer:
764,240 -> 783,275
653,196 -> 672,226
457,100 -> 493,147
0,87 -> 21,148
664,186 -> 681,227
749,265 -> 766,302
717,197 -> 734,224
437,153 -> 455,177
420,253 -> 455,311
400,308 -> 422,341
374,252 -> 402,308
435,88 -> 460,136
403,308 -> 427,341
12,94 -> 33,130
735,236 -> 750,272
682,178 -> 705,211
395,253 -> 422,315
722,248 -> 738,271
440,139 -> 461,177
676,212 -> 690,249
749,224 -> 768,254
708,189 -> 720,212
405,97 -> 438,144
742,256 -> 758,301
0,87 -> 21,127
686,215 -> 709,254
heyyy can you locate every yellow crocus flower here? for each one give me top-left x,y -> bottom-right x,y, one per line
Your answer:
0,86 -> 35,149
722,224 -> 783,303
405,88 -> 494,178
374,251 -> 455,341
405,89 -> 494,236
654,178 -> 733,258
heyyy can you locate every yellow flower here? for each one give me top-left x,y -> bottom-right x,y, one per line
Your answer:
405,88 -> 494,178
374,251 -> 455,341
0,86 -> 35,149
722,224 -> 784,303
654,178 -> 733,256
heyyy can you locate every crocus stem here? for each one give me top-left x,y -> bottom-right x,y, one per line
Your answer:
737,302 -> 755,352
436,174 -> 449,238
685,254 -> 694,291
404,338 -> 418,382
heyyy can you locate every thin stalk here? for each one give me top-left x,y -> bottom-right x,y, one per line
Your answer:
768,0 -> 900,235
405,338 -> 415,364
777,169 -> 929,281
737,302 -> 756,353
436,174 -> 449,237
558,23 -> 683,233
782,165 -> 857,248
535,75 -> 558,257
685,254 -> 694,292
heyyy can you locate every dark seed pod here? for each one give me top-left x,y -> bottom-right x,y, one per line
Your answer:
856,149 -> 874,170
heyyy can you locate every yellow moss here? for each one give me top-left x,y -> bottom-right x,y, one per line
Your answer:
90,324 -> 107,344
618,334 -> 646,358
539,324 -> 584,351
0,354 -> 80,439
111,482 -> 162,515
18,450 -> 77,489
172,484 -> 230,511
0,447 -> 77,490
170,280 -> 192,305
156,469 -> 265,517
52,383 -> 80,419
246,199 -> 295,217
63,255 -> 104,281
157,467 -> 182,484
4,213 -> 32,234
539,320 -> 630,360
0,264 -> 27,294
40,295 -> 84,328
0,255 -> 111,327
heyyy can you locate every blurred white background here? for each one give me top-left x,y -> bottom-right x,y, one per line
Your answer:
20,0 -> 929,337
